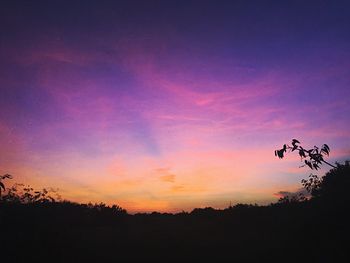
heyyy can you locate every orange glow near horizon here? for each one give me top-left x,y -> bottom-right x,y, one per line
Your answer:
1,2 -> 350,213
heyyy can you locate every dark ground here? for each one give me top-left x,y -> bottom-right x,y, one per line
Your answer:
1,199 -> 349,263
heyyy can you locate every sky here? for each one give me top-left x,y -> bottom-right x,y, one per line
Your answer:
1,0 -> 350,213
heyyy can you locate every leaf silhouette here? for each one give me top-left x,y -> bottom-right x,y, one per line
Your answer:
321,144 -> 330,156
305,160 -> 313,170
298,150 -> 306,158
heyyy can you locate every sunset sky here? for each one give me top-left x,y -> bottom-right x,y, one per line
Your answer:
1,0 -> 350,213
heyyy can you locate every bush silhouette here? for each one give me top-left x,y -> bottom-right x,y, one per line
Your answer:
1,182 -> 60,204
308,160 -> 350,202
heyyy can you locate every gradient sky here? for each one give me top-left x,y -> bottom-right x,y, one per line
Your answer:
1,0 -> 350,212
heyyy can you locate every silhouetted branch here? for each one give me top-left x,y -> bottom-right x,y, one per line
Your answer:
275,139 -> 336,170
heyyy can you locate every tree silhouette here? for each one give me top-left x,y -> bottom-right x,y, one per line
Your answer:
310,160 -> 350,200
275,139 -> 336,170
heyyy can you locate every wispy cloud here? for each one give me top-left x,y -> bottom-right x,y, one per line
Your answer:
1,25 -> 350,213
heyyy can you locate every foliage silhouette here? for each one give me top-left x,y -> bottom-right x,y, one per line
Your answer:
1,162 -> 350,262
277,192 -> 307,204
0,174 -> 12,198
1,180 -> 62,204
304,160 -> 350,201
301,173 -> 322,195
275,139 -> 336,170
